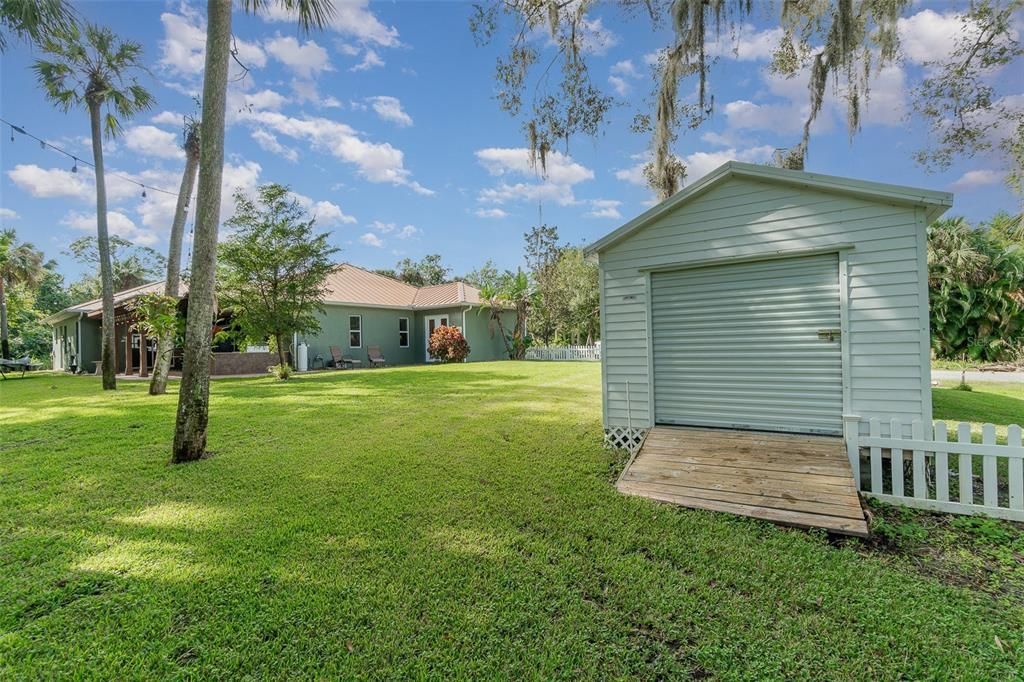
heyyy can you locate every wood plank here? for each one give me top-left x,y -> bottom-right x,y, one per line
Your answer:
617,426 -> 867,535
627,458 -> 858,491
636,450 -> 853,476
618,476 -> 864,518
641,440 -> 849,463
618,484 -> 869,537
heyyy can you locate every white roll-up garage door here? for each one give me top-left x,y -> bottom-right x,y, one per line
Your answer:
651,253 -> 843,435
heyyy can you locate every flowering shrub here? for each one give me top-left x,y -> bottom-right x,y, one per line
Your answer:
428,325 -> 470,363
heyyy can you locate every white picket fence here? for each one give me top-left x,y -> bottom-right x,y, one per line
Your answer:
849,418 -> 1024,521
525,343 -> 601,361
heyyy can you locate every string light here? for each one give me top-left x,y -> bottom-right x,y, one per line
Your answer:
2,118 -> 178,198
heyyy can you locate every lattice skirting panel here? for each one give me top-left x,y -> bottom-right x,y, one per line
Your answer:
604,427 -> 649,454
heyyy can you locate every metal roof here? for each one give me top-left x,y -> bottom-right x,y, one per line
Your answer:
584,161 -> 954,256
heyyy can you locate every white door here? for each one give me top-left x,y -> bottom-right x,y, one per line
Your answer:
651,253 -> 844,435
424,315 -> 449,362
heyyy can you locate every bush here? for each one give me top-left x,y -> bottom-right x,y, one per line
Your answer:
268,363 -> 292,380
428,325 -> 470,363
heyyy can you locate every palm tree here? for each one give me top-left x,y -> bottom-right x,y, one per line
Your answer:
150,117 -> 200,396
479,269 -> 532,360
33,23 -> 153,390
0,229 -> 46,359
173,0 -> 335,462
0,0 -> 75,52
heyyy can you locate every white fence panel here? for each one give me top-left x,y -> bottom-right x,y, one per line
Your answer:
525,343 -> 601,361
854,418 -> 1024,522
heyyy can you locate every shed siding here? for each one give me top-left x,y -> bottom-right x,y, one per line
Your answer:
599,176 -> 929,434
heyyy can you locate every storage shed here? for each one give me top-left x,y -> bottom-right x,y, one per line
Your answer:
586,162 -> 952,451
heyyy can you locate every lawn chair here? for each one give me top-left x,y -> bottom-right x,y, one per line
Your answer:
329,346 -> 362,370
0,357 -> 42,379
367,345 -> 386,368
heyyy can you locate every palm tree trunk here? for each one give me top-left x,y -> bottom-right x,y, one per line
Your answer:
150,135 -> 199,396
0,277 -> 9,360
172,0 -> 232,462
89,98 -> 116,390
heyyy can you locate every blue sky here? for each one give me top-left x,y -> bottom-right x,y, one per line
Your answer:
1,0 -> 1021,284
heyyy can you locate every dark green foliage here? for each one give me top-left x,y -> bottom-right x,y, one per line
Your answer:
928,215 -> 1024,361
64,235 -> 166,295
218,183 -> 339,370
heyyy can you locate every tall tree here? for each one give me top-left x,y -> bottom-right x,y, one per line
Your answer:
394,254 -> 452,286
474,0 -> 909,199
912,0 -> 1024,202
0,0 -> 74,52
150,117 -> 201,396
218,183 -> 338,372
0,229 -> 45,359
480,269 -> 532,360
462,259 -> 502,290
173,0 -> 334,463
65,235 -> 166,294
34,23 -> 153,390
523,224 -> 561,345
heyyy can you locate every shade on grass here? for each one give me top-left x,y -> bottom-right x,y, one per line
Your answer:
1,364 -> 1021,678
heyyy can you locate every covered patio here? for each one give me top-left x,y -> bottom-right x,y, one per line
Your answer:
618,426 -> 868,536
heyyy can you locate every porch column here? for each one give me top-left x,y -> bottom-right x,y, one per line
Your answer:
139,330 -> 148,377
124,324 -> 132,375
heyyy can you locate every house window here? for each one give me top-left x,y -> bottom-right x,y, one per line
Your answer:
398,317 -> 409,348
349,315 -> 362,348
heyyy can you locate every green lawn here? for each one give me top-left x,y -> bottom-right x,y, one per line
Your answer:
2,364 -> 1022,678
933,380 -> 1024,443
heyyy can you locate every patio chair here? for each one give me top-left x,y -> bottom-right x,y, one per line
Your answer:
367,345 -> 386,368
0,357 -> 42,379
329,346 -> 362,370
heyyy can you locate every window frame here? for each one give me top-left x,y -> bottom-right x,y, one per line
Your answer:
398,317 -> 410,348
348,315 -> 362,349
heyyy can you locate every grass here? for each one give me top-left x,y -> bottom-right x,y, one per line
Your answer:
933,380 -> 1024,444
2,363 -> 1023,679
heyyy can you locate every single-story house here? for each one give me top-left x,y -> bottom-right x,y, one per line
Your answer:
299,264 -> 511,366
585,161 -> 953,448
44,264 -> 512,374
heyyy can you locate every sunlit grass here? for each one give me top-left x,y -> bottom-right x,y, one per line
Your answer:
1,364 -> 1022,678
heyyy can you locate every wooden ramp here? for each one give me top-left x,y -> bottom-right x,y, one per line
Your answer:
618,426 -> 869,537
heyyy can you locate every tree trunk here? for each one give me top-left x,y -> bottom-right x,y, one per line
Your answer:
150,132 -> 199,396
275,333 -> 285,369
89,99 -> 116,390
0,277 -> 9,359
172,0 -> 232,463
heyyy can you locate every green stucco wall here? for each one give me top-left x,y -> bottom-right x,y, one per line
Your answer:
300,304 -> 516,366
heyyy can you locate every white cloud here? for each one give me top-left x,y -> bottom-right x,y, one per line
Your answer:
237,110 -> 433,195
290,192 -> 356,225
859,65 -> 907,126
359,232 -> 384,247
475,147 -> 594,206
476,148 -> 593,186
261,0 -> 400,47
369,220 -> 396,233
578,17 -> 618,55
62,210 -> 157,246
242,89 -> 290,111
0,208 -> 20,220
615,154 -> 648,187
350,49 -> 385,72
124,126 -> 184,160
898,10 -> 964,64
705,24 -> 784,61
152,110 -> 184,126
8,164 -> 91,200
367,96 -> 412,127
586,199 -> 622,219
475,208 -> 509,219
250,128 -> 299,162
949,169 -> 1003,191
397,225 -> 419,239
609,57 -> 644,94
265,35 -> 332,78
159,9 -> 264,78
682,146 -> 775,183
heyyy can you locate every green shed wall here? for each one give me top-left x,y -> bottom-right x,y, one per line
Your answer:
598,175 -> 932,438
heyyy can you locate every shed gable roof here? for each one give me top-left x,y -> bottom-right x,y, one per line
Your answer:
584,161 -> 953,256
